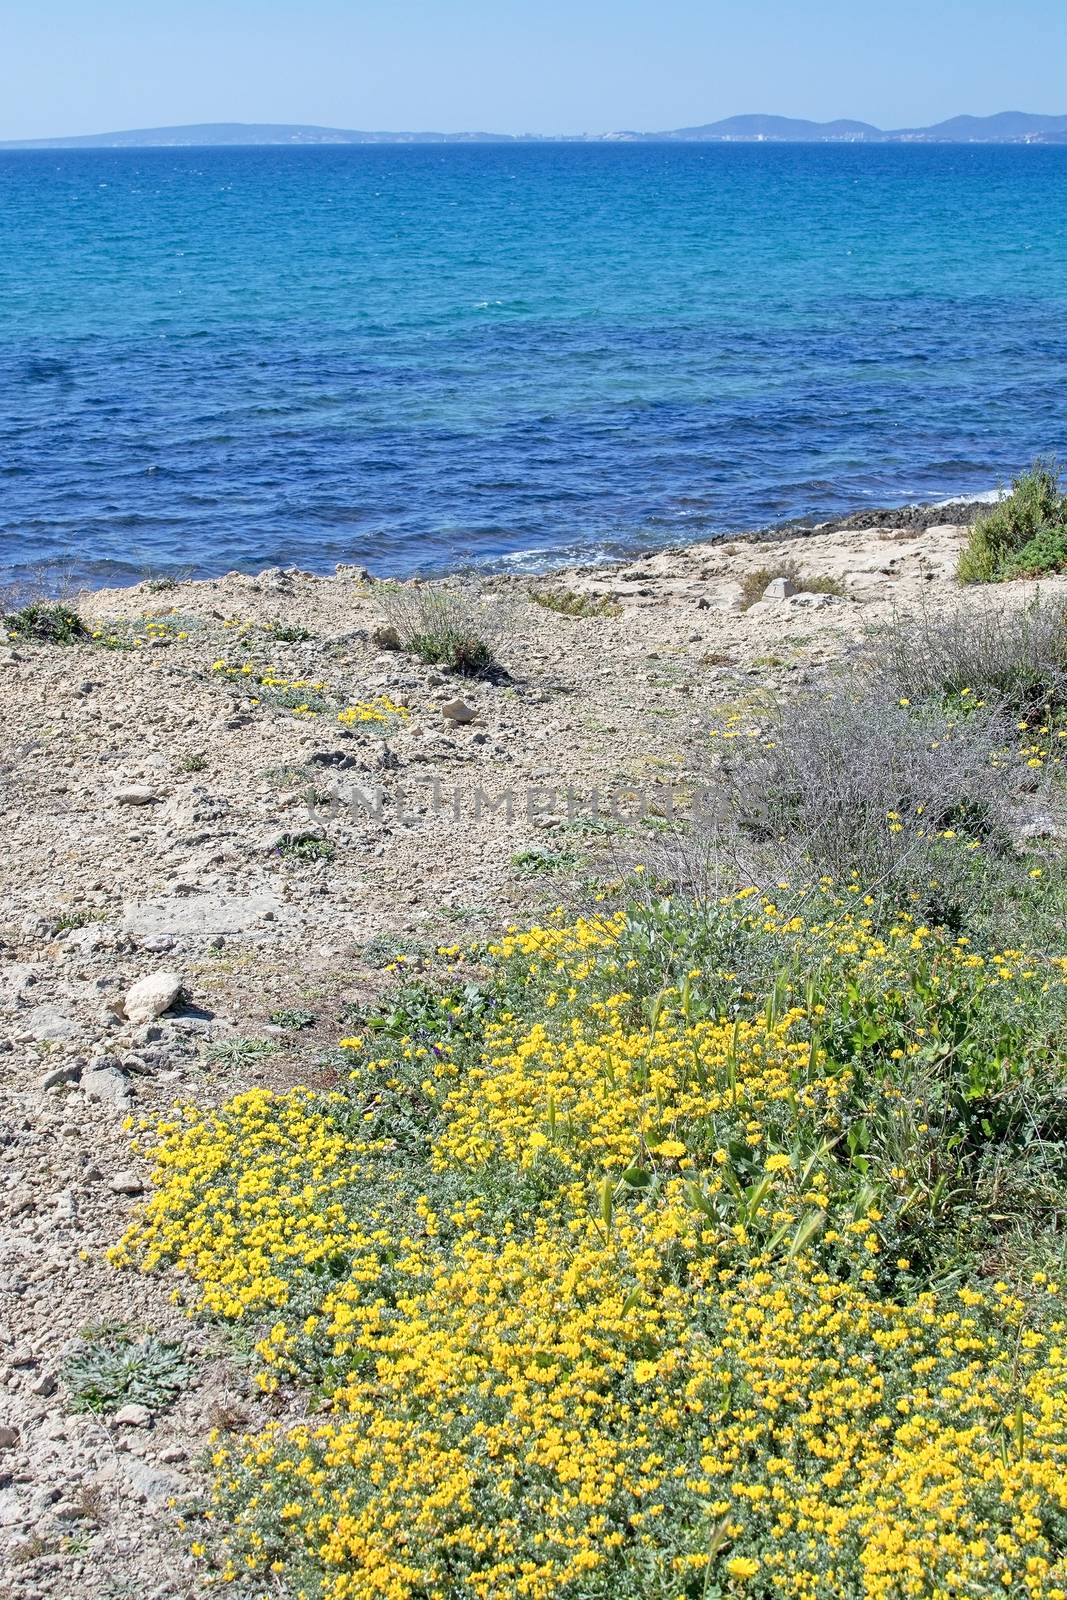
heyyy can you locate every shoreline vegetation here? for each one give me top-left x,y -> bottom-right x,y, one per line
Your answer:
5,484 -> 1067,1596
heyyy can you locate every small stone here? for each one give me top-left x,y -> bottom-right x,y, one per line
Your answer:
123,971 -> 183,1025
762,576 -> 798,601
25,1005 -> 79,1043
115,784 -> 160,805
30,1372 -> 56,1398
441,698 -> 477,724
109,1171 -> 144,1196
40,1061 -> 82,1092
82,1065 -> 132,1111
113,1403 -> 152,1428
10,1345 -> 35,1368
0,1426 -> 18,1449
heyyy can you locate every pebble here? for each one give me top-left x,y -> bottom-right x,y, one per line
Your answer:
109,1171 -> 144,1196
441,698 -> 477,723
82,1064 -> 132,1111
115,785 -> 160,806
113,1403 -> 152,1428
39,1061 -> 82,1092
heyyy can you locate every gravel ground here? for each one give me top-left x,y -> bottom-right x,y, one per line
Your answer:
2,510 -> 1059,1598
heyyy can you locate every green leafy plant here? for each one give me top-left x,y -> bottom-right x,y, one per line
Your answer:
203,1036 -> 281,1068
278,835 -> 335,863
264,620 -> 313,643
179,752 -> 208,773
270,1008 -> 317,1031
4,602 -> 87,644
958,461 -> 1067,583
511,846 -> 584,877
55,906 -> 107,932
62,1330 -> 190,1414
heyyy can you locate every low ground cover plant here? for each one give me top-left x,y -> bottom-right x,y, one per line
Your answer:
115,872 -> 1067,1596
530,586 -> 623,618
3,601 -> 87,643
62,1328 -> 189,1414
958,460 -> 1067,583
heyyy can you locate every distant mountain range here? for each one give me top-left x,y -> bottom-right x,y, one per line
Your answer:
4,111 -> 1067,149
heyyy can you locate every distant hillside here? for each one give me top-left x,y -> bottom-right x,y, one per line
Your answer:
4,111 -> 1067,149
659,114 -> 881,141
0,122 -> 517,149
887,111 -> 1067,141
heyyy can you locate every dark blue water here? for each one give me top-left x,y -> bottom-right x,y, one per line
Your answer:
2,143 -> 1066,587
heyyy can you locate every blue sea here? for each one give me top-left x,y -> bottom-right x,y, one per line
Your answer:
2,142 -> 1066,588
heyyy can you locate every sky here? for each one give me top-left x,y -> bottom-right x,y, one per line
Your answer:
3,0 -> 1067,142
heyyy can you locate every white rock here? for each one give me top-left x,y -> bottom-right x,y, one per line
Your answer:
115,784 -> 160,805
123,971 -> 182,1025
762,576 -> 798,601
113,1403 -> 152,1428
109,1171 -> 144,1196
441,698 -> 477,723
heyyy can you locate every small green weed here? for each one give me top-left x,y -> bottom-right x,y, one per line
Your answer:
62,1330 -> 190,1414
4,602 -> 87,644
530,587 -> 622,619
55,906 -> 107,932
511,846 -> 584,877
374,582 -> 498,677
179,752 -> 208,773
203,1036 -> 281,1068
269,1008 -> 317,1031
278,835 -> 335,863
264,621 -> 314,644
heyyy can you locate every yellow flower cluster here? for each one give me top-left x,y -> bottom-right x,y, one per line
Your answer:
109,1088 -> 361,1320
210,657 -> 408,727
336,696 -> 409,727
116,901 -> 1067,1598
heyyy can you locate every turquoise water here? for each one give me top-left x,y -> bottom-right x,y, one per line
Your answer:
1,142 -> 1066,586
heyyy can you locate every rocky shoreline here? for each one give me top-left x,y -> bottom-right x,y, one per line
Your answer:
2,501 -> 1060,1598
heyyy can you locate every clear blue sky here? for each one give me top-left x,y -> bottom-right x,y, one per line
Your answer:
3,0 -> 1066,141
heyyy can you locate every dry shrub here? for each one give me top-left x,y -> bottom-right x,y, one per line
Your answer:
678,682 -> 1026,925
738,562 -> 846,610
373,582 -> 499,677
868,592 -> 1067,719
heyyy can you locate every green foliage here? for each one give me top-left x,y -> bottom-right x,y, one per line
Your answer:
269,1007 -> 317,1031
179,752 -> 208,773
958,461 -> 1067,583
264,620 -> 313,643
278,834 -> 335,862
1002,522 -> 1067,581
510,846 -> 584,876
4,602 -> 87,644
530,586 -> 622,619
203,1036 -> 281,1068
62,1330 -> 190,1414
54,906 -> 107,933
